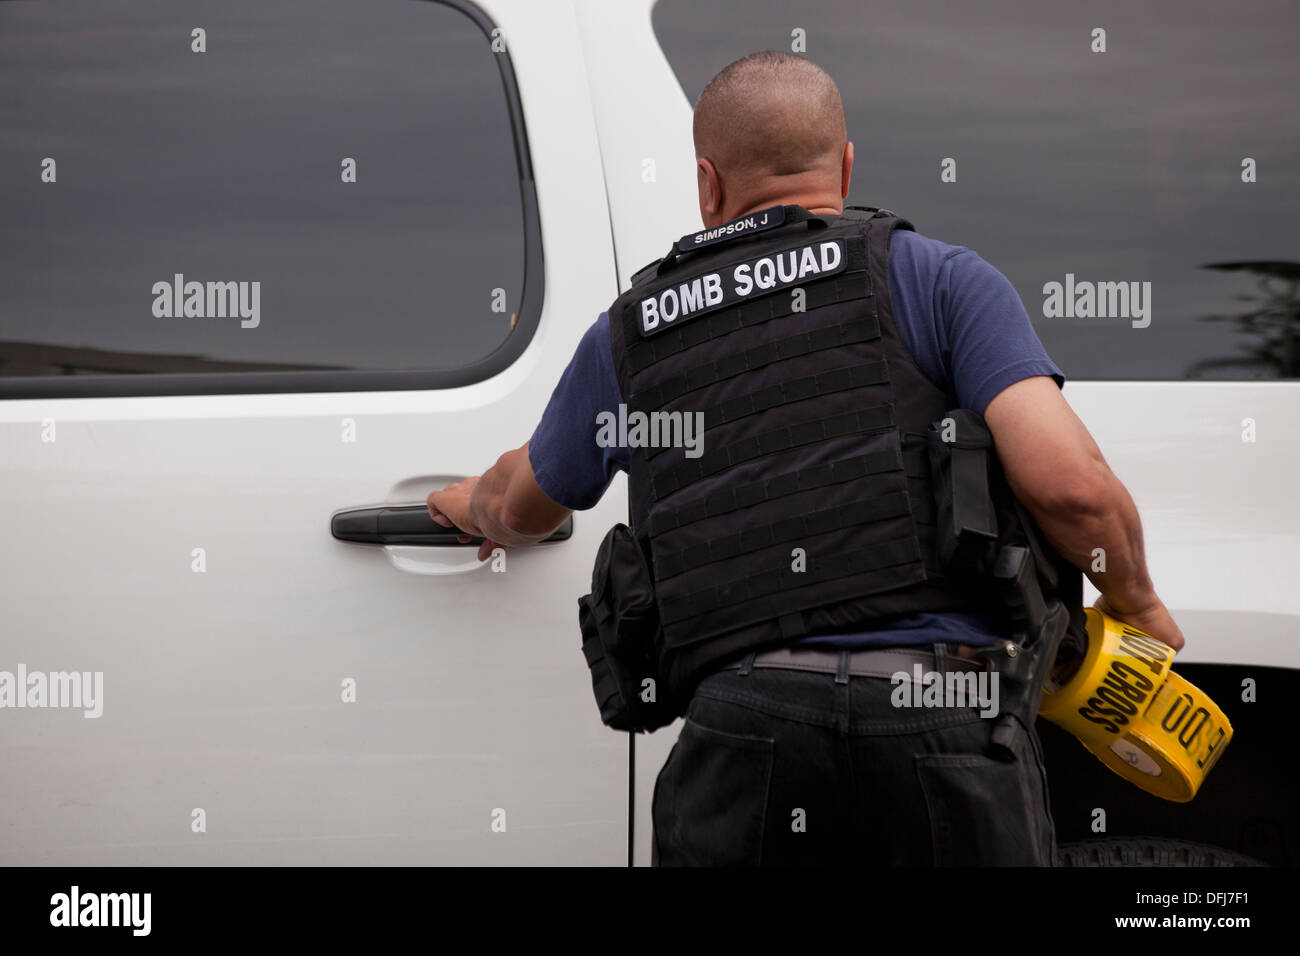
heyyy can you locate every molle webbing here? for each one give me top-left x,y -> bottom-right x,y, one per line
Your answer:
659,536 -> 923,625
653,492 -> 915,581
626,317 -> 882,414
646,447 -> 906,537
650,404 -> 896,498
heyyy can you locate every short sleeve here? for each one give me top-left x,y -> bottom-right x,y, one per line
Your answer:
935,249 -> 1065,414
527,313 -> 629,511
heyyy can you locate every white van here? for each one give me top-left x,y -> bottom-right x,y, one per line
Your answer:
1,0 -> 1295,866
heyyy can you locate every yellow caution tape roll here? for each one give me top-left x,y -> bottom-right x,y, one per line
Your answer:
1039,608 -> 1177,746
1038,608 -> 1233,802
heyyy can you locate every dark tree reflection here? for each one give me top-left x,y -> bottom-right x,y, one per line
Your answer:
1191,261 -> 1300,378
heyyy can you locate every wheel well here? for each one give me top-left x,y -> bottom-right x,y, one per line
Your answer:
1037,663 -> 1296,866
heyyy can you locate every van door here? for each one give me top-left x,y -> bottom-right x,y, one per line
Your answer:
0,0 -> 629,865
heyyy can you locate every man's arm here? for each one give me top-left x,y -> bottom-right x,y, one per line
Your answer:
983,375 -> 1185,651
427,313 -> 626,560
426,441 -> 572,561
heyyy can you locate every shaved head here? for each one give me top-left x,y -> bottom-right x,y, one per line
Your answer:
694,51 -> 847,184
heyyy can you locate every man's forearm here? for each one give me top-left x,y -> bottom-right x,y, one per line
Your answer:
1028,467 -> 1157,614
468,444 -> 569,547
467,449 -> 547,546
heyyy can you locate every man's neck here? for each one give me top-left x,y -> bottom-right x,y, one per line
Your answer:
719,198 -> 843,225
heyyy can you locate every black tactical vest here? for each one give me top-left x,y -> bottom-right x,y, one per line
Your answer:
607,205 -> 975,698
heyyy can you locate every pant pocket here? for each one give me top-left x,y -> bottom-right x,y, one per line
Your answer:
653,715 -> 774,866
915,727 -> 1054,866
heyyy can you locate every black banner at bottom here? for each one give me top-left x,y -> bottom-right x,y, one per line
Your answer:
0,864 -> 1282,941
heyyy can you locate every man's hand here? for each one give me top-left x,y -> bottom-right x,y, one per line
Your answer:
1093,593 -> 1186,653
427,478 -> 506,561
426,442 -> 573,562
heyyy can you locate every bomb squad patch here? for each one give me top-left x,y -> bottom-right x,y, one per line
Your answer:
635,238 -> 847,337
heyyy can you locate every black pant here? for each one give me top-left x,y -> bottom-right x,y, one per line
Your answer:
651,658 -> 1057,866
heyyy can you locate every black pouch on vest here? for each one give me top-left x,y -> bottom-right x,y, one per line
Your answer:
925,407 -> 1084,624
925,408 -> 1002,581
577,523 -> 677,732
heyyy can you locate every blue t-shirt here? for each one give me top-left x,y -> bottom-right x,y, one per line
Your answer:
529,228 -> 1064,649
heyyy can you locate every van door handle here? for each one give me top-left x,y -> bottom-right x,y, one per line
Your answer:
331,504 -> 572,546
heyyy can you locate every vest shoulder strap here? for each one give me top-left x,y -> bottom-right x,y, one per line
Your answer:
629,255 -> 668,289
843,204 -> 913,229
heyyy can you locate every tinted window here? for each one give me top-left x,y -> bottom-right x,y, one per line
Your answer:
0,0 -> 533,392
653,0 -> 1299,380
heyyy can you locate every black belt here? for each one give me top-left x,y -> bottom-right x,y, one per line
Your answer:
720,645 -> 984,679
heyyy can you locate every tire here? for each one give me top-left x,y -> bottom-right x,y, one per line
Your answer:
1057,837 -> 1267,867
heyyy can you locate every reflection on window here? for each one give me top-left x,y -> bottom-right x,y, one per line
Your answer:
0,0 -> 527,380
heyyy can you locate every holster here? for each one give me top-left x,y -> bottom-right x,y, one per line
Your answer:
925,409 -> 1087,760
577,523 -> 679,732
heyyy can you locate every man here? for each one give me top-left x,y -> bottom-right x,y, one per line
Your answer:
427,51 -> 1183,866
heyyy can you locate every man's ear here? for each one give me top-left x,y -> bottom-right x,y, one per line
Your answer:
841,141 -> 854,199
697,156 -> 723,226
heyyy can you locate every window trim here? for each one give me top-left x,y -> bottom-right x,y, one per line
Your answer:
0,0 -> 544,399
